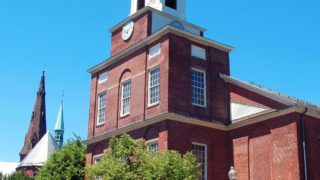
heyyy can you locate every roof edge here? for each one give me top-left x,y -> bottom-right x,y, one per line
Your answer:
88,26 -> 234,74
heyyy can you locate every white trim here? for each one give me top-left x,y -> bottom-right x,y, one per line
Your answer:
192,142 -> 208,180
93,154 -> 104,164
148,67 -> 160,107
96,92 -> 106,126
83,107 -> 304,145
88,25 -> 234,74
191,68 -> 207,108
110,7 -> 205,33
120,80 -> 131,117
148,43 -> 161,59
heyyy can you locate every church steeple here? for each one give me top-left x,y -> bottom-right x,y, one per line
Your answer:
19,71 -> 47,161
54,92 -> 64,148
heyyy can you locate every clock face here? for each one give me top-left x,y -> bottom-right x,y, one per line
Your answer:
122,21 -> 134,41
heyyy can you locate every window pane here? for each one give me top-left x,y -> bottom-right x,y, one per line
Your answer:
192,144 -> 207,180
147,141 -> 159,153
149,68 -> 160,105
191,70 -> 206,107
149,43 -> 161,59
121,81 -> 131,116
191,45 -> 206,60
97,93 -> 106,125
98,71 -> 108,83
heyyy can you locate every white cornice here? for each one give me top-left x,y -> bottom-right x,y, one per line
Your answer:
109,6 -> 206,33
88,26 -> 234,74
83,106 -> 320,145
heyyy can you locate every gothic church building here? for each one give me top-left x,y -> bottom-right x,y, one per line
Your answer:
84,1 -> 320,179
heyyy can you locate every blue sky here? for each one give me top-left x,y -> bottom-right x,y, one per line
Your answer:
0,0 -> 319,162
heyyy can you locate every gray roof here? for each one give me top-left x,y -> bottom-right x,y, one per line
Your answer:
17,132 -> 59,168
220,74 -> 320,111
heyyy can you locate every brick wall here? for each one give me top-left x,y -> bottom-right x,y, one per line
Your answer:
304,115 -> 320,179
168,121 -> 231,180
230,113 -> 302,180
87,36 -> 170,139
168,34 -> 230,124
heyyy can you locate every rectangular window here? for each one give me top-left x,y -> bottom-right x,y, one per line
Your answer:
98,71 -> 108,83
146,139 -> 159,153
165,0 -> 177,10
121,81 -> 131,116
192,143 -> 207,180
191,45 -> 206,60
148,68 -> 160,106
191,69 -> 206,107
149,43 -> 161,59
93,155 -> 103,180
97,93 -> 106,126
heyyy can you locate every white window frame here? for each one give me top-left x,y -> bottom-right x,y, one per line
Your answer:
120,80 -> 131,117
96,92 -> 106,126
191,68 -> 207,108
146,138 -> 159,153
98,71 -> 108,83
93,154 -> 104,180
93,154 -> 104,164
148,43 -> 161,59
191,45 -> 206,60
192,143 -> 208,180
148,67 -> 160,107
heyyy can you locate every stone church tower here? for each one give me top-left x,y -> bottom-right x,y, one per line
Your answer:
19,72 -> 47,161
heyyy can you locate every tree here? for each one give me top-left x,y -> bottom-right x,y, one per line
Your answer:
36,139 -> 86,180
0,172 -> 3,179
87,134 -> 200,180
2,172 -> 33,180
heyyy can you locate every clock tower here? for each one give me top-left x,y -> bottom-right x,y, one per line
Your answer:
109,0 -> 208,56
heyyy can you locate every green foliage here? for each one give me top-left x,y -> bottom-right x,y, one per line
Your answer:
0,172 -> 3,179
2,172 -> 33,180
87,134 -> 200,180
36,139 -> 86,180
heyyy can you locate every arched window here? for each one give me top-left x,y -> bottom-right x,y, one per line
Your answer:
137,0 -> 145,11
165,0 -> 177,10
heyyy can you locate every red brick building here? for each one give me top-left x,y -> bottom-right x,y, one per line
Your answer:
84,1 -> 320,179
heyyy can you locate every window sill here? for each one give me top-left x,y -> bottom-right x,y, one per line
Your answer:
147,102 -> 160,109
120,113 -> 130,119
192,103 -> 207,108
96,123 -> 105,127
191,55 -> 206,60
148,54 -> 160,60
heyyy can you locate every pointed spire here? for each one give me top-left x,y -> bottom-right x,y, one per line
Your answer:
20,72 -> 47,161
55,91 -> 64,148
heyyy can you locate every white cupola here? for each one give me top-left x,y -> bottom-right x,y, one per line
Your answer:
130,0 -> 186,20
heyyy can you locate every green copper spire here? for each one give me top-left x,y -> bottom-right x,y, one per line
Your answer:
54,91 -> 64,148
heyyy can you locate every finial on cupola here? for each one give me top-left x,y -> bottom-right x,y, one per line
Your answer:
54,90 -> 65,148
